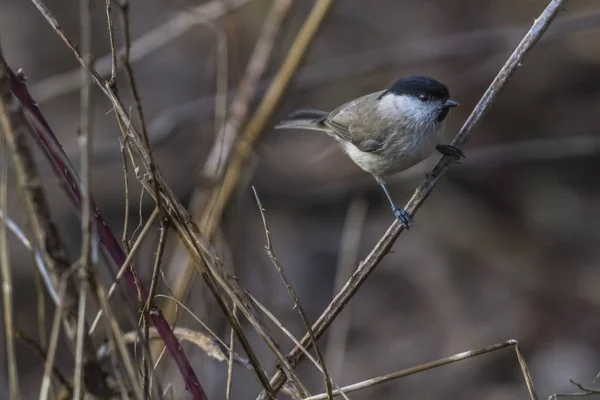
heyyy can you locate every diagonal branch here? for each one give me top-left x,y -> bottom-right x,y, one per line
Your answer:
256,0 -> 568,398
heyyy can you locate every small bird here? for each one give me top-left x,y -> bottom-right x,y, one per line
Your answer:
276,75 -> 463,228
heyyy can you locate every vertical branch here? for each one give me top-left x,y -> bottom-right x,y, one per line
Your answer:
253,188 -> 333,399
0,56 -> 19,400
105,0 -> 117,88
143,219 -> 169,399
74,0 -> 93,395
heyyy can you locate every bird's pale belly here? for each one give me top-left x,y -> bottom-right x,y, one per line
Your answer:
340,126 -> 443,178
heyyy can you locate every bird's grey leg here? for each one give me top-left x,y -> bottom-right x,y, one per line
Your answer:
436,144 -> 465,160
379,182 -> 411,229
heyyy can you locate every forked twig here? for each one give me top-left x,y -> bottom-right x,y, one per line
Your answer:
253,187 -> 334,399
248,295 -> 349,400
304,340 -> 537,400
549,379 -> 600,399
257,0 -> 568,397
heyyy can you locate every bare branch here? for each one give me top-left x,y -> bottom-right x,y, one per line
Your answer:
304,340 -> 537,400
253,187 -> 334,399
74,0 -> 93,395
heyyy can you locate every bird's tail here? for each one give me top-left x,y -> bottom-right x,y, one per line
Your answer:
275,109 -> 329,131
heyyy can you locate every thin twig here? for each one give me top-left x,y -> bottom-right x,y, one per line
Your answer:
253,187 -> 333,399
213,22 -> 228,139
203,0 -> 337,234
105,0 -> 117,88
549,380 -> 600,399
89,207 -> 159,334
120,138 -> 131,247
248,295 -> 349,400
0,69 -> 19,399
25,1 -> 302,396
0,209 -> 58,303
225,304 -> 237,400
143,219 -> 168,398
74,0 -> 93,395
257,1 -> 568,397
304,340 -> 537,400
39,264 -> 78,400
161,0 -> 293,342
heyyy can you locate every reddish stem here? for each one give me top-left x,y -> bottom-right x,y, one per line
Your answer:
7,66 -> 207,399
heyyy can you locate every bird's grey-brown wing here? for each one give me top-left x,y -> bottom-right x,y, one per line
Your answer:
324,91 -> 386,153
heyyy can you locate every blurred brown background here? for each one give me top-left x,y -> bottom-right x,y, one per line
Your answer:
2,0 -> 600,398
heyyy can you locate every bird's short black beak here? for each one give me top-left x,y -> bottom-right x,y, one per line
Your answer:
443,99 -> 459,109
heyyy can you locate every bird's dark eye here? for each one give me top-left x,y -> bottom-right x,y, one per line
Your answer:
419,93 -> 430,102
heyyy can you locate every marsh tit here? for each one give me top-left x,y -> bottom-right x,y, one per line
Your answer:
276,75 -> 462,228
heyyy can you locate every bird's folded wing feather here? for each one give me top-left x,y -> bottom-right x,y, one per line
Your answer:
324,91 -> 386,152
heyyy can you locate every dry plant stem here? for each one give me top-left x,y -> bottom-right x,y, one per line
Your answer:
74,0 -> 93,396
226,305 -> 237,400
304,340 -> 537,400
15,330 -> 72,396
31,0 -> 254,103
115,2 -> 164,220
89,207 -> 159,333
213,24 -> 228,136
203,0 -> 337,232
248,295 -> 349,400
203,0 -> 292,177
550,380 -> 600,399
0,91 -> 19,399
165,0 -> 335,389
143,219 -> 168,399
120,139 -> 130,245
0,209 -> 59,303
253,187 -> 333,399
257,1 -> 567,397
104,0 -> 117,88
5,32 -> 205,397
27,0 -> 302,396
162,0 -> 293,337
0,55 -> 110,396
40,274 -> 72,400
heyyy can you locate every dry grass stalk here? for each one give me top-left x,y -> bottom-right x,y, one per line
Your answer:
253,187 -> 335,399
304,340 -> 537,399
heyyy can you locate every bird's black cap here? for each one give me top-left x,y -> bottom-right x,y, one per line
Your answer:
388,76 -> 449,100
